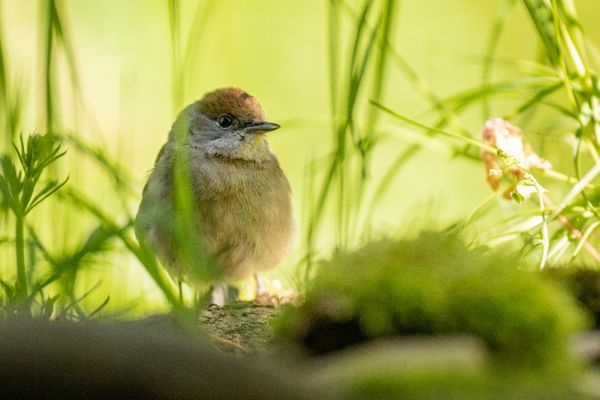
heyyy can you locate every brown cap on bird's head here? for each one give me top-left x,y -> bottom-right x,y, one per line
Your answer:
197,87 -> 265,122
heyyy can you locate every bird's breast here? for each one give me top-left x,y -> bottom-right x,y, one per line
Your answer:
190,156 -> 295,278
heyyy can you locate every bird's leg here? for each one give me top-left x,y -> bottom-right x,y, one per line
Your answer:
254,274 -> 267,298
209,283 -> 227,306
209,283 -> 239,306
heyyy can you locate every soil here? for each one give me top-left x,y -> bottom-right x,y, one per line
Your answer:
199,301 -> 282,353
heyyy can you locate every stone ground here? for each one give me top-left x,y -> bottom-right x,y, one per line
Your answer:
199,301 -> 282,353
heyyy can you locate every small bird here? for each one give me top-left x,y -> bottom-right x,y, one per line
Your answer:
135,87 -> 295,301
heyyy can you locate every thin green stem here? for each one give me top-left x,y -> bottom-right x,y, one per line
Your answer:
543,169 -> 590,187
550,0 -> 579,116
15,214 -> 27,299
168,0 -> 183,112
527,173 -> 549,269
557,0 -> 591,88
551,160 -> 600,220
42,0 -> 57,135
328,0 -> 339,119
570,220 -> 600,262
371,100 -> 498,154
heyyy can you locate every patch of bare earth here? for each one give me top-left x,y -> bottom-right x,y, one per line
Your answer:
200,302 -> 282,353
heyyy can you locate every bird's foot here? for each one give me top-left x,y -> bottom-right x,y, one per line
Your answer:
252,274 -> 300,306
253,274 -> 280,306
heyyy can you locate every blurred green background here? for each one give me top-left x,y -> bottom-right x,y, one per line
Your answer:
1,0 -> 600,313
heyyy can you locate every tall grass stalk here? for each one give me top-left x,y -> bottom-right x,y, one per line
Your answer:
40,0 -> 82,135
0,2 -> 21,151
168,0 -> 183,112
305,0 -> 397,277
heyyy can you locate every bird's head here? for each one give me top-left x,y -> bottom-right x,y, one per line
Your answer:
170,87 -> 280,162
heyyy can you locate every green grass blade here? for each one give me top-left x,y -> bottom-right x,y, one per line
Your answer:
522,0 -> 561,66
551,161 -> 600,220
370,100 -> 497,154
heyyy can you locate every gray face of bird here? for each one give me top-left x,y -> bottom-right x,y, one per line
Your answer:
181,106 -> 280,162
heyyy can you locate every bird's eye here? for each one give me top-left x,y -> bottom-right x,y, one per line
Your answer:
217,115 -> 234,129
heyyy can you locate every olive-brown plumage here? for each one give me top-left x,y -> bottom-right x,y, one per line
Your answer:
135,88 -> 295,284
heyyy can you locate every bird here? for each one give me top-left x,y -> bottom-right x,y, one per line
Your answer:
135,87 -> 295,303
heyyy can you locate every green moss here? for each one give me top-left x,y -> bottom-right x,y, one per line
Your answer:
275,232 -> 588,370
345,369 -> 592,400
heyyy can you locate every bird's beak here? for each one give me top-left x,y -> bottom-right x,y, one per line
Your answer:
244,121 -> 280,134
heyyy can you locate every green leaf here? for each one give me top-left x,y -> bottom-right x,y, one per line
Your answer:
0,156 -> 22,213
41,294 -> 60,320
25,175 -> 69,215
88,295 -> 110,317
512,191 -> 525,203
0,279 -> 15,300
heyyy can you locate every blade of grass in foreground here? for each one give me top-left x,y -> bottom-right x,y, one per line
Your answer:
0,2 -> 19,148
168,0 -> 183,111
